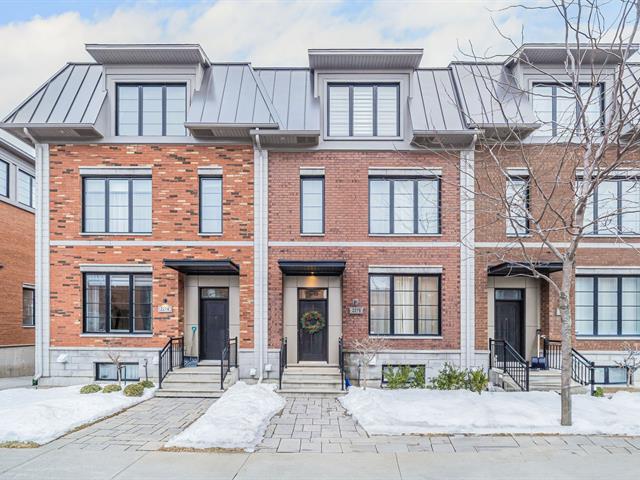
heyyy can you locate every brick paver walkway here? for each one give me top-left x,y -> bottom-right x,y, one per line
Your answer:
53,397 -> 214,452
256,393 -> 640,454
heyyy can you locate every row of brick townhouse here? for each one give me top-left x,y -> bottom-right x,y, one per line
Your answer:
1,43 -> 638,391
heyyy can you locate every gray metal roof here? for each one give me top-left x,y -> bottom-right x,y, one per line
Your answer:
309,49 -> 423,70
3,63 -> 105,126
451,63 -> 537,129
410,69 -> 465,132
86,44 -> 210,66
0,130 -> 34,161
255,69 -> 319,131
187,64 -> 281,127
506,43 -> 639,66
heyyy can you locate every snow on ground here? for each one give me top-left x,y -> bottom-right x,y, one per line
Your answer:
0,385 -> 154,445
167,382 -> 285,452
340,387 -> 640,436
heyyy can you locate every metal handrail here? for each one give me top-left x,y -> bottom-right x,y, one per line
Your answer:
338,336 -> 345,390
278,337 -> 287,390
220,337 -> 238,390
489,338 -> 529,391
158,336 -> 184,389
542,337 -> 596,394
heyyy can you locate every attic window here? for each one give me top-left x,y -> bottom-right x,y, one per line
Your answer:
116,84 -> 187,136
327,83 -> 400,138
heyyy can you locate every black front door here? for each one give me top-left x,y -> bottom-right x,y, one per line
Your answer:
494,289 -> 525,356
199,287 -> 229,361
298,288 -> 328,362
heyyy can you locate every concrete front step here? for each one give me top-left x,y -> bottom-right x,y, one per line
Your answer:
171,366 -> 222,375
277,388 -> 346,395
156,389 -> 223,398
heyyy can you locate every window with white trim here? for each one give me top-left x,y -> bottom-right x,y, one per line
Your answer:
506,176 -> 530,235
116,84 -> 187,136
300,176 -> 324,234
95,363 -> 140,382
18,170 -> 34,208
22,287 -> 35,327
583,177 -> 640,235
328,83 -> 400,138
199,176 -> 223,234
0,160 -> 8,197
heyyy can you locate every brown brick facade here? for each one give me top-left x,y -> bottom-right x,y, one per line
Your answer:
0,201 -> 35,346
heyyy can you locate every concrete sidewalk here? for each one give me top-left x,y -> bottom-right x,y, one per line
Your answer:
1,447 -> 639,480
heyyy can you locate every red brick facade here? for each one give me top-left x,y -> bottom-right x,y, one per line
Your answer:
0,200 -> 35,346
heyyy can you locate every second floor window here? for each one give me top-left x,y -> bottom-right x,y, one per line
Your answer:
18,170 -> 34,208
200,177 -> 222,234
22,287 -> 35,327
117,84 -> 187,136
584,178 -> 640,235
532,83 -> 603,137
369,177 -> 439,234
328,83 -> 400,138
84,273 -> 152,334
83,177 -> 152,234
301,176 -> 324,234
0,159 -> 8,197
506,176 -> 530,235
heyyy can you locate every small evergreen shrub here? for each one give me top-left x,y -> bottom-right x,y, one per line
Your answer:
102,384 -> 122,394
593,386 -> 605,397
384,365 -> 426,389
139,380 -> 155,389
429,363 -> 489,394
123,383 -> 144,397
80,384 -> 101,394
467,369 -> 489,394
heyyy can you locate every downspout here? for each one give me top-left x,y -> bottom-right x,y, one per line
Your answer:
253,129 -> 265,383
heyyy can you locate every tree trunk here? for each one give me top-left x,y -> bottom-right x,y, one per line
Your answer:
559,262 -> 574,426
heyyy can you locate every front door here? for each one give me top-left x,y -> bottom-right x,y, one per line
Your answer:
199,287 -> 229,361
298,288 -> 328,362
494,288 -> 525,356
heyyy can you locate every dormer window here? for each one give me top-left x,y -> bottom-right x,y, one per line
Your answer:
327,83 -> 399,138
116,84 -> 187,136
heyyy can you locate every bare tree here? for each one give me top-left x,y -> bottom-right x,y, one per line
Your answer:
351,337 -> 389,389
412,0 -> 640,425
614,342 -> 640,386
105,339 -> 123,386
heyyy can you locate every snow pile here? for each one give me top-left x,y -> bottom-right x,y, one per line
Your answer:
0,384 -> 154,444
167,382 -> 285,451
340,388 -> 640,435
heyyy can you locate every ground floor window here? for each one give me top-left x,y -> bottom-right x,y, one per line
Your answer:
84,273 -> 152,334
594,365 -> 629,385
576,275 -> 640,336
22,287 -> 35,326
95,362 -> 140,382
369,274 -> 440,336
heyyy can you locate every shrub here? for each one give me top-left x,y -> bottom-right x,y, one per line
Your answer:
384,365 -> 426,389
593,386 -> 605,397
123,383 -> 144,397
466,369 -> 489,395
102,384 -> 122,394
430,363 -> 467,390
139,380 -> 155,389
80,384 -> 102,394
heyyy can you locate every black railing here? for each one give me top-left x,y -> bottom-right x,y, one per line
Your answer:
278,337 -> 288,390
489,338 -> 530,391
338,337 -> 344,390
542,338 -> 562,370
220,336 -> 238,390
158,336 -> 184,389
542,337 -> 596,394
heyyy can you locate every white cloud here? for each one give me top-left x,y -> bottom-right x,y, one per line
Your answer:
0,0 -> 544,117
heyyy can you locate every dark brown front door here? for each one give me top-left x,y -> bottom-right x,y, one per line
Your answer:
199,287 -> 229,361
495,288 -> 525,356
298,288 -> 328,362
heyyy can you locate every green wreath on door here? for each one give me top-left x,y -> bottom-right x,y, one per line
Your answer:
300,310 -> 326,334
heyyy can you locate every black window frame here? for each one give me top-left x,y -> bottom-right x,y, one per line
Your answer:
368,176 -> 441,235
368,273 -> 442,337
22,286 -> 35,327
115,83 -> 187,137
506,175 -> 531,236
17,169 -> 34,208
532,82 -> 605,137
576,274 -> 640,337
95,362 -> 141,382
82,176 -> 152,234
0,159 -> 9,198
583,176 -> 640,236
300,175 -> 325,235
199,175 -> 223,235
593,365 -> 631,385
327,82 -> 401,138
82,272 -> 153,334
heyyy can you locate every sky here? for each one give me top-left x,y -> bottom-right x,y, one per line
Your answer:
0,0 -> 623,117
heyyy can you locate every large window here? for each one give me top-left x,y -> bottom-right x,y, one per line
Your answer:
584,178 -> 640,235
199,177 -> 222,234
369,177 -> 439,234
506,176 -> 530,235
369,274 -> 440,336
116,84 -> 186,136
576,276 -> 640,336
83,177 -> 152,233
328,83 -> 400,137
0,160 -> 8,197
84,273 -> 152,334
532,83 -> 604,137
18,170 -> 34,208
300,176 -> 324,234
22,287 -> 35,327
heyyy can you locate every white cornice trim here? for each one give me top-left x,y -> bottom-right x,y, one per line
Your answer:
51,240 -> 253,247
368,167 -> 442,177
198,166 -> 222,176
269,241 -> 459,248
79,263 -> 153,273
369,265 -> 443,274
577,266 -> 640,275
